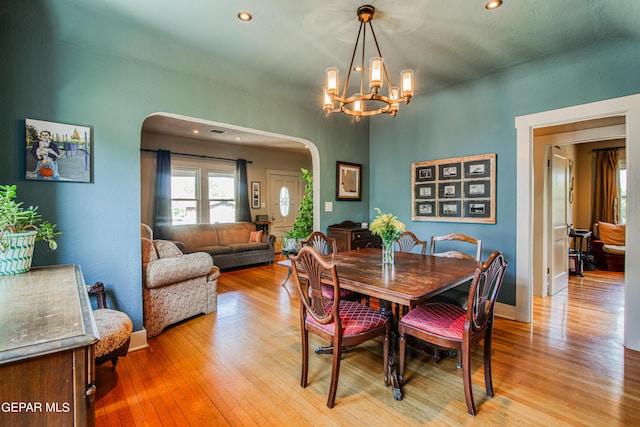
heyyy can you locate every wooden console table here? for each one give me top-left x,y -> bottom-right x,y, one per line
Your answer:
0,264 -> 99,426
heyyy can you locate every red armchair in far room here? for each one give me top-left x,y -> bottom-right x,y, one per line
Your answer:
591,221 -> 625,271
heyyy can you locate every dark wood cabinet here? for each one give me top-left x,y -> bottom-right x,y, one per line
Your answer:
327,220 -> 382,252
0,265 -> 99,427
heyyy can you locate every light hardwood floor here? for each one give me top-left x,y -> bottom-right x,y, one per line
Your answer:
95,265 -> 640,426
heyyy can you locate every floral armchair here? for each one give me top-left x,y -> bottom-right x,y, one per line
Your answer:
141,224 -> 220,337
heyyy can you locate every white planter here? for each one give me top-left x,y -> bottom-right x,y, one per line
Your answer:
0,231 -> 37,275
283,237 -> 300,252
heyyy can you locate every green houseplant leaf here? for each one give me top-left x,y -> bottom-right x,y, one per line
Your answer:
0,184 -> 62,252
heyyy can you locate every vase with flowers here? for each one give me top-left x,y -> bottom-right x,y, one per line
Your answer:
369,208 -> 405,265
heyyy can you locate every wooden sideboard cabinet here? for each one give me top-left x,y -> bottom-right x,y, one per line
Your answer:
0,264 -> 99,427
327,220 -> 382,252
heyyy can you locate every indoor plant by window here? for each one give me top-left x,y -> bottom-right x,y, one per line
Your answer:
283,168 -> 313,252
0,184 -> 62,275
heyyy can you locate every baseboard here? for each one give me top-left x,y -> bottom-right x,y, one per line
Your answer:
128,328 -> 148,353
494,301 -> 516,320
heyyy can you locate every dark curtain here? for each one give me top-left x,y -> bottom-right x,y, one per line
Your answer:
235,159 -> 251,222
592,148 -> 619,224
153,149 -> 172,236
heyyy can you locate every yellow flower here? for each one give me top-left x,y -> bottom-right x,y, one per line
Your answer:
370,208 -> 405,244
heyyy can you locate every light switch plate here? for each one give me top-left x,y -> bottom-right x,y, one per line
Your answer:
325,201 -> 333,212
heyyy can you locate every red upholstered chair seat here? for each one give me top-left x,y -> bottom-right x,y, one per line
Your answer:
306,300 -> 388,336
401,302 -> 467,340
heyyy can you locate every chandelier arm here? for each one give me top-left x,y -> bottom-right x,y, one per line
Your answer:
368,22 -> 394,91
360,22 -> 367,95
342,21 -> 365,99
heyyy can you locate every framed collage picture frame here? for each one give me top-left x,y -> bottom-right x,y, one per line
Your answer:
411,153 -> 496,223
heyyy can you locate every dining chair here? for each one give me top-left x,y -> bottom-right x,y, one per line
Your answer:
398,250 -> 507,416
430,233 -> 482,261
290,246 -> 390,408
396,231 -> 427,255
301,231 -> 368,305
427,233 -> 484,366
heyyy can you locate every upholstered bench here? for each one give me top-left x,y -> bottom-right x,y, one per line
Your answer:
87,282 -> 133,370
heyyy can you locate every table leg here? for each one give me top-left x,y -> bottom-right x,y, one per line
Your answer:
280,267 -> 292,287
377,299 -> 403,401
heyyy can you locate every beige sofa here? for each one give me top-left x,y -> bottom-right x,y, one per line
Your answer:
157,222 -> 276,270
141,224 -> 220,337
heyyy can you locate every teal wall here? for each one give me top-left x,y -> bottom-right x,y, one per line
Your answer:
370,38 -> 640,304
1,2 -> 639,328
0,2 -> 370,331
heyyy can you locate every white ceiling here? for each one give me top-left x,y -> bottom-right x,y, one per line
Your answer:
50,0 -> 640,149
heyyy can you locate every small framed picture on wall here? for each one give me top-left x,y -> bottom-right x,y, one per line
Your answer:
251,181 -> 260,209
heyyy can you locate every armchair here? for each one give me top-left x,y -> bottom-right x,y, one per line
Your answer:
142,234 -> 220,338
592,221 -> 625,271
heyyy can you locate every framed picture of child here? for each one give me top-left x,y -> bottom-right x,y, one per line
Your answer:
25,118 -> 92,182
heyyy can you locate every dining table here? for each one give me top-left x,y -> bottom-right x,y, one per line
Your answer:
278,247 -> 480,400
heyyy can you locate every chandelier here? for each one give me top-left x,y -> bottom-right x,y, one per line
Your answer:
323,5 -> 414,120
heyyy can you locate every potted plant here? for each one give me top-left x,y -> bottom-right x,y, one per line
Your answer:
0,184 -> 62,275
283,168 -> 313,252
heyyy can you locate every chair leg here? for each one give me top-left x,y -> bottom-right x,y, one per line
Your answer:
327,338 -> 342,408
398,329 -> 406,386
461,342 -> 476,416
433,345 -> 441,365
484,330 -> 495,397
383,326 -> 390,387
301,327 -> 309,388
110,357 -> 119,371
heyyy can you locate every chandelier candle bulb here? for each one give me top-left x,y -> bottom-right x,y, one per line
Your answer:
354,93 -> 362,112
326,67 -> 339,95
323,87 -> 333,110
401,69 -> 414,98
390,87 -> 400,112
369,57 -> 383,89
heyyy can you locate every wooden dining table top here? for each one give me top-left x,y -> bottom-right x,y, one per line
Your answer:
279,247 -> 480,307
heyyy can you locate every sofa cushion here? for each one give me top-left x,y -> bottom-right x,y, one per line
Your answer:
215,222 -> 254,245
158,224 -> 220,252
144,252 -> 214,289
228,242 -> 270,252
602,244 -> 625,255
597,221 -> 625,246
154,240 -> 184,258
199,245 -> 234,255
249,230 -> 263,242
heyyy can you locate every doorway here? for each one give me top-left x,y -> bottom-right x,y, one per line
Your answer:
515,93 -> 640,351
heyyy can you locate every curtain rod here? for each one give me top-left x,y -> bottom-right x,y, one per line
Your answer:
141,148 -> 252,163
591,146 -> 625,152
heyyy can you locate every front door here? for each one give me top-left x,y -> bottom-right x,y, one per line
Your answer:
549,147 -> 571,295
267,170 -> 301,239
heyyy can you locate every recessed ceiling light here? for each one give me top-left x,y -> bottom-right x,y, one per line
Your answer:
485,0 -> 503,10
238,11 -> 252,21
193,130 -> 199,134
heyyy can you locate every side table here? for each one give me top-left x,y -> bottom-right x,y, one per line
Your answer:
569,229 -> 592,276
280,248 -> 299,286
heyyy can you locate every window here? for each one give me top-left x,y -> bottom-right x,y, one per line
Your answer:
208,171 -> 235,223
171,161 -> 236,224
620,167 -> 627,224
171,168 -> 199,224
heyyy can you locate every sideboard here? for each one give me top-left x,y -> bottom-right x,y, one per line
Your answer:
0,264 -> 99,426
327,220 -> 382,252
